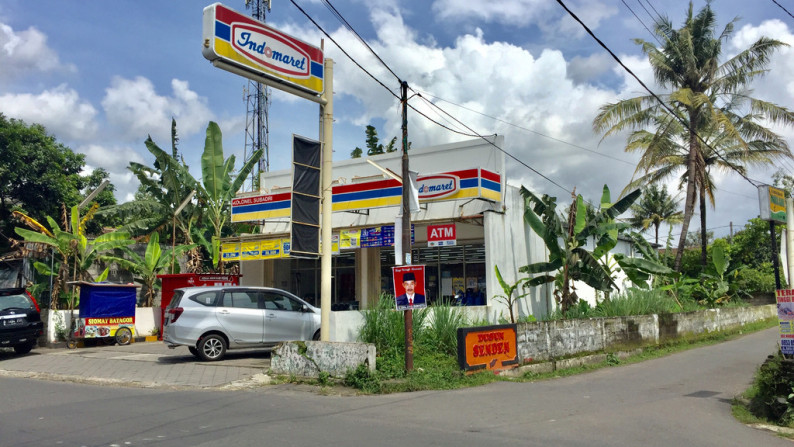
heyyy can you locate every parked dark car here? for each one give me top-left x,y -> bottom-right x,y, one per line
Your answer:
0,288 -> 43,355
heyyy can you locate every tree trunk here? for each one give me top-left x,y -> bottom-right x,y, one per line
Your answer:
673,113 -> 700,272
699,188 -> 707,270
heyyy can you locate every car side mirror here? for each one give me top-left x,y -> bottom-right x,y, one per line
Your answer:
301,304 -> 311,313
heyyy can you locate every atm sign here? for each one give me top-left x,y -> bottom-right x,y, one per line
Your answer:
427,223 -> 456,247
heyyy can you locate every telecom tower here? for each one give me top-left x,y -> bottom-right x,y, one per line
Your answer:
243,0 -> 271,191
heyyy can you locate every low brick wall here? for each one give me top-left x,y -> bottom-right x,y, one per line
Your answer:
270,341 -> 376,379
517,305 -> 776,363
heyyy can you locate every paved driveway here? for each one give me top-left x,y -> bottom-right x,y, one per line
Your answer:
0,341 -> 273,389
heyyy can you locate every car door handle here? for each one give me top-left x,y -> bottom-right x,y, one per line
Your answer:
219,310 -> 230,314
266,313 -> 276,319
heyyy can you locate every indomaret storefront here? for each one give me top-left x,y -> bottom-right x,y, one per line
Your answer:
221,136 -> 554,323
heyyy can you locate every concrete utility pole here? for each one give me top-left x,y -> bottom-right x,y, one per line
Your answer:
320,58 -> 334,341
400,81 -> 413,372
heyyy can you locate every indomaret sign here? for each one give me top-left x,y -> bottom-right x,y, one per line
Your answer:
202,3 -> 324,95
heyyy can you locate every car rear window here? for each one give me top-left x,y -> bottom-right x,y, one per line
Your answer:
0,292 -> 34,311
189,291 -> 219,307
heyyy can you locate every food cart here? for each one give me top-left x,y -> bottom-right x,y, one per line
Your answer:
68,282 -> 139,348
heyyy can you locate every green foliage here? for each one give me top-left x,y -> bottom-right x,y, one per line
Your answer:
0,114 -> 119,251
419,300 -> 467,357
103,232 -> 196,306
519,184 -> 643,314
343,364 -> 381,393
728,218 -> 783,270
493,265 -> 529,324
628,184 -> 682,245
593,3 -> 794,272
748,352 -> 794,426
732,263 -> 777,295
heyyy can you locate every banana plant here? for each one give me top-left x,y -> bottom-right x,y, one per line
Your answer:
519,185 -> 641,314
14,204 -> 134,308
494,265 -> 530,324
196,121 -> 263,270
104,232 -> 196,307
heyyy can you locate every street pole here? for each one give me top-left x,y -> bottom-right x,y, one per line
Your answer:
771,220 -> 782,290
400,81 -> 413,372
320,58 -> 334,341
788,197 -> 794,286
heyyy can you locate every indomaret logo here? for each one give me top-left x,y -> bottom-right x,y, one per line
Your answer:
232,24 -> 311,78
417,174 -> 459,199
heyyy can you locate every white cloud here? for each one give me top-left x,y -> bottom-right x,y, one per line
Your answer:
0,84 -> 98,140
432,0 -> 556,27
0,23 -> 75,79
79,144 -> 145,202
101,76 -> 214,143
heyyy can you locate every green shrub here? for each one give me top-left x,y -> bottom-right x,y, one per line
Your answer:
358,292 -> 429,355
419,300 -> 467,356
733,263 -> 778,295
749,351 -> 794,426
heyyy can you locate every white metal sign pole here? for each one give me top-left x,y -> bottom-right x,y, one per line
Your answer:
320,58 -> 334,341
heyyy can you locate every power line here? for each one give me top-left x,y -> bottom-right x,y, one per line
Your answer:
320,0 -> 402,82
771,0 -> 794,20
620,0 -> 661,45
288,0 -> 400,101
414,89 -> 636,166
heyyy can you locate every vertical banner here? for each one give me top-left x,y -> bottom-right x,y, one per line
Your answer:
290,134 -> 321,257
777,289 -> 794,355
392,265 -> 427,311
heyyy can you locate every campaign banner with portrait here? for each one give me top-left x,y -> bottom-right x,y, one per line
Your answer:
777,289 -> 794,355
392,265 -> 427,311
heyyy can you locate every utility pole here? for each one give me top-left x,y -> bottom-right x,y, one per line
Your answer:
400,81 -> 413,372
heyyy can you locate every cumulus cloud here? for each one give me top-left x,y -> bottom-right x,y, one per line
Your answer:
79,144 -> 145,202
0,84 -> 98,140
0,23 -> 75,79
101,76 -> 213,143
303,7 -> 638,203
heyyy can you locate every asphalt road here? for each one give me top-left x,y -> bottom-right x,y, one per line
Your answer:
0,327 -> 788,447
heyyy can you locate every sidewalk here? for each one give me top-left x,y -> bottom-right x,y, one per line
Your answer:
0,340 -> 273,389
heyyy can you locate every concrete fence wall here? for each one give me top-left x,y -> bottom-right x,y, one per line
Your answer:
516,305 -> 776,363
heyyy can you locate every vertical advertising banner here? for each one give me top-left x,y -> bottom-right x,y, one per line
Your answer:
776,289 -> 794,355
392,265 -> 427,311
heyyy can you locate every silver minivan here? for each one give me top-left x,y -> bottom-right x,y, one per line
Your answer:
163,286 -> 321,361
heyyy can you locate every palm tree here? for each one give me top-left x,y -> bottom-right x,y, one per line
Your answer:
629,184 -> 683,246
593,2 -> 794,271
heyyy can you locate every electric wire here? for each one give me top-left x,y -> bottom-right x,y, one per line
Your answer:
320,0 -> 402,82
620,0 -> 661,45
555,0 -> 763,190
771,0 -> 794,20
414,89 -> 637,166
288,0 -> 400,101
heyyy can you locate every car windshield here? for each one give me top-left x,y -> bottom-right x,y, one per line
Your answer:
0,293 -> 33,311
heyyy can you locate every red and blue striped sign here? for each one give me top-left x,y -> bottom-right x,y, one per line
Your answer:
231,169 -> 501,222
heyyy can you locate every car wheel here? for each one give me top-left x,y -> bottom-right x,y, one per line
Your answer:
66,339 -> 78,349
312,329 -> 321,341
188,346 -> 200,358
115,327 -> 133,346
197,334 -> 226,361
13,342 -> 34,355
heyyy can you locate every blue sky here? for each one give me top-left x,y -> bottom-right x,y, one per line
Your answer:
1,0 -> 793,239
